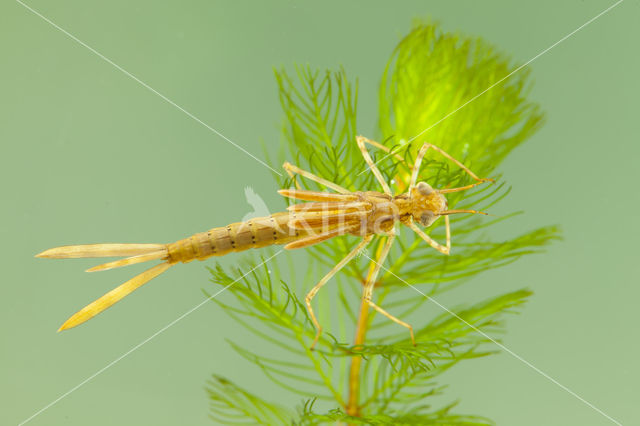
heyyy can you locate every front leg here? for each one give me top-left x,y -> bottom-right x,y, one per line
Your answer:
407,215 -> 451,255
409,141 -> 493,191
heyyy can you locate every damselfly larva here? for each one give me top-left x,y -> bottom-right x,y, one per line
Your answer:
37,136 -> 492,348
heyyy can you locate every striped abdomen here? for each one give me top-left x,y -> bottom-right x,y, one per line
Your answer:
166,212 -> 304,263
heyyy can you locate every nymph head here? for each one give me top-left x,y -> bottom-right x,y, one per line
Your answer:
410,182 -> 448,227
409,181 -> 489,228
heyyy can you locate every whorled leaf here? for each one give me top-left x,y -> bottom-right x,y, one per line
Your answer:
206,375 -> 293,425
294,398 -> 493,425
207,256 -> 534,422
378,21 -> 544,179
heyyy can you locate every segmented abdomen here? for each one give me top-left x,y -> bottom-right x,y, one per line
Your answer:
166,212 -> 303,263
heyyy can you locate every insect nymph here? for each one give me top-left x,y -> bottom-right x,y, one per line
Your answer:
37,136 -> 491,348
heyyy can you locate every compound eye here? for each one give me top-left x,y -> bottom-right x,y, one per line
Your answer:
420,211 -> 435,227
416,182 -> 433,196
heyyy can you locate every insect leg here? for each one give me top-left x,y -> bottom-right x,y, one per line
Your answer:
282,162 -> 350,194
358,136 -> 408,167
305,234 -> 374,350
438,181 -> 491,194
362,231 -> 415,345
285,224 -> 359,250
410,142 -> 493,192
407,217 -> 450,255
356,136 -> 393,196
409,142 -> 493,191
284,165 -> 302,190
366,302 -> 415,345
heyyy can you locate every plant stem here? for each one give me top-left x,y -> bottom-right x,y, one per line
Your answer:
346,240 -> 384,416
346,297 -> 370,416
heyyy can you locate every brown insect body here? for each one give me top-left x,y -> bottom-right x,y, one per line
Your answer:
36,136 -> 490,341
151,184 -> 448,266
342,183 -> 448,236
166,211 -> 305,263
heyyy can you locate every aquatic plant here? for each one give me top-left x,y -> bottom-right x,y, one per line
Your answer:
205,22 -> 558,424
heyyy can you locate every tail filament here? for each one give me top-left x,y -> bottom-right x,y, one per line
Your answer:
36,243 -> 172,331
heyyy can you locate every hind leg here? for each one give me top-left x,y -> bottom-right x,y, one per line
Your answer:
361,231 -> 416,345
305,234 -> 373,349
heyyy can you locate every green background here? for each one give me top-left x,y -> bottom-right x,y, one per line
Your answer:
1,1 -> 637,424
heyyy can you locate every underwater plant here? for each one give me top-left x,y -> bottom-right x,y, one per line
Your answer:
205,22 -> 559,424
